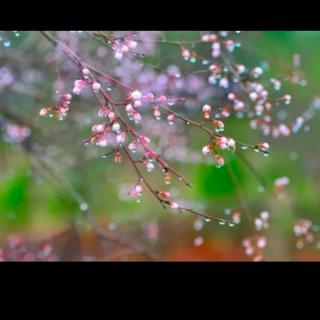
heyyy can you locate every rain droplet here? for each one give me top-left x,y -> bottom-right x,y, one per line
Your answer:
218,220 -> 226,225
204,218 -> 211,223
80,202 -> 89,211
228,223 -> 235,227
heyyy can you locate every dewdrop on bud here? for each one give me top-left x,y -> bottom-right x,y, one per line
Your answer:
213,120 -> 224,132
130,90 -> 142,100
144,160 -> 155,172
114,151 -> 122,163
167,114 -> 176,125
202,145 -> 211,156
214,155 -> 224,168
202,104 -> 211,119
128,140 -> 137,153
98,107 -> 108,118
228,138 -> 236,151
92,82 -> 101,93
256,142 -> 270,155
112,122 -> 121,132
164,172 -> 172,185
232,211 -> 241,224
283,94 -> 292,105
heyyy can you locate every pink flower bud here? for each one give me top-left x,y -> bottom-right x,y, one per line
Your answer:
108,111 -> 115,122
157,95 -> 167,103
73,79 -> 86,95
92,82 -> 101,93
112,122 -> 120,132
116,132 -> 126,145
202,145 -> 211,156
131,90 -> 142,100
202,104 -> 211,119
125,104 -> 134,114
215,155 -> 224,168
167,114 -> 176,125
82,68 -> 90,76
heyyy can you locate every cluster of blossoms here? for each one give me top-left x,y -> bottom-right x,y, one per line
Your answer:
32,31 -> 320,261
4,123 -> 31,144
242,211 -> 270,261
242,235 -> 267,262
0,235 -> 58,262
293,219 -> 319,250
39,93 -> 72,120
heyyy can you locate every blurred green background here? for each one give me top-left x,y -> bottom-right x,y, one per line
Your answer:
1,31 -> 320,260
